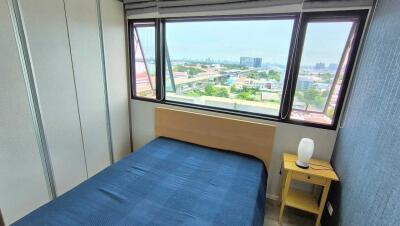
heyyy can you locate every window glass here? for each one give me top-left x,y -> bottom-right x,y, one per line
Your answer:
290,21 -> 356,125
132,22 -> 156,99
165,19 -> 295,116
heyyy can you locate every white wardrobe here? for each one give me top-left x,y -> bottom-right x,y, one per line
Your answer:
0,0 -> 131,224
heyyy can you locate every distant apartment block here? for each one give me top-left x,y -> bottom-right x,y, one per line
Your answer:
240,57 -> 262,68
315,62 -> 326,70
328,63 -> 338,71
297,76 -> 314,90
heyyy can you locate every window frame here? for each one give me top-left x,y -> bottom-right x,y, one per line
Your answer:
285,10 -> 368,129
128,10 -> 368,130
129,19 -> 161,101
162,14 -> 299,120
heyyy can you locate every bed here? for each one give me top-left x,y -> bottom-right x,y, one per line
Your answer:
13,108 -> 275,226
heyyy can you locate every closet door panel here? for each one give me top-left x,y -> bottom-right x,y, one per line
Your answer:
18,0 -> 87,195
0,0 -> 50,224
64,0 -> 111,176
100,0 -> 131,161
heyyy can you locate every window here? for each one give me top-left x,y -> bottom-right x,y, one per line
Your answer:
289,12 -> 364,127
131,21 -> 156,99
164,19 -> 295,116
129,11 -> 368,129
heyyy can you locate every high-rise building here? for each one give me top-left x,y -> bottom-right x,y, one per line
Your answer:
240,57 -> 262,68
328,63 -> 339,71
253,58 -> 262,68
315,62 -> 326,70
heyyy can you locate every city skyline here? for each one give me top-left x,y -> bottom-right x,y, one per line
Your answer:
138,19 -> 353,66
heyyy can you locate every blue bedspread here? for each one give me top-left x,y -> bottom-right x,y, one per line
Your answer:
13,137 -> 267,226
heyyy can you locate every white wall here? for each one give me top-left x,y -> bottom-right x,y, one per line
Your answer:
0,0 -> 50,223
131,100 -> 338,199
100,0 -> 132,161
64,0 -> 112,177
18,0 -> 88,195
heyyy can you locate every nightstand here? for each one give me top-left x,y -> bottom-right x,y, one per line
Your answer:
279,153 -> 339,226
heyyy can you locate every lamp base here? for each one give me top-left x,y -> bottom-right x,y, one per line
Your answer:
295,160 -> 309,169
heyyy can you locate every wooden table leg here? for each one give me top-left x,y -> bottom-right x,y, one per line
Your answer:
279,171 -> 292,224
281,170 -> 287,197
315,180 -> 331,226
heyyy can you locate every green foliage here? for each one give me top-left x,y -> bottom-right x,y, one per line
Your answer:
267,70 -> 280,81
173,64 -> 205,76
247,70 -> 281,81
214,87 -> 229,97
188,68 -> 204,76
230,84 -> 238,93
296,87 -> 325,110
222,64 -> 248,70
173,64 -> 186,72
320,73 -> 334,82
236,91 -> 255,101
248,71 -> 266,79
186,89 -> 203,97
204,84 -> 216,96
197,84 -> 229,98
185,63 -> 196,67
242,87 -> 259,95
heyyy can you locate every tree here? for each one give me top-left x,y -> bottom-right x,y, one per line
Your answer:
204,84 -> 216,96
296,87 -> 325,111
214,87 -> 229,98
173,64 -> 205,76
186,89 -> 203,97
242,87 -> 258,95
247,70 -> 280,81
222,64 -> 248,70
230,85 -> 237,93
204,84 -> 229,98
236,91 -> 254,101
248,71 -> 267,79
267,70 -> 280,81
319,73 -> 334,82
187,67 -> 204,76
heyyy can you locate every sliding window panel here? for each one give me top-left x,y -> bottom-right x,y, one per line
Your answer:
64,0 -> 111,176
17,0 -> 87,195
100,0 -> 131,161
0,0 -> 50,224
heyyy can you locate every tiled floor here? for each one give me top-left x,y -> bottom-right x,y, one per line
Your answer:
264,199 -> 315,226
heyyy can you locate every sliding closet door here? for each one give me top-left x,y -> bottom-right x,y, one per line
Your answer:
100,0 -> 131,161
0,0 -> 50,224
17,0 -> 87,195
64,0 -> 111,176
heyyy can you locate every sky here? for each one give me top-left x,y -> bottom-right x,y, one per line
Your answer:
137,19 -> 353,66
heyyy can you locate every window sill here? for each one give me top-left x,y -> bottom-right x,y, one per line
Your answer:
131,97 -> 338,130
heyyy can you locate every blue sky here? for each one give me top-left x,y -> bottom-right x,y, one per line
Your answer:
138,19 -> 353,66
166,20 -> 293,64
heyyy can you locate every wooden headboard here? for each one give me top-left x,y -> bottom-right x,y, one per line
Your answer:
155,107 -> 276,169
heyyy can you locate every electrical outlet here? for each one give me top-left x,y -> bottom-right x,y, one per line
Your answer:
327,201 -> 334,216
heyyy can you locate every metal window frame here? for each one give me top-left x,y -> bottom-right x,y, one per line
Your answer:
128,10 -> 368,130
128,19 -> 158,100
285,10 -> 369,130
162,14 -> 299,120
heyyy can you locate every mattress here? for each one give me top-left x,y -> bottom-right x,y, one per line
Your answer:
13,137 -> 267,226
